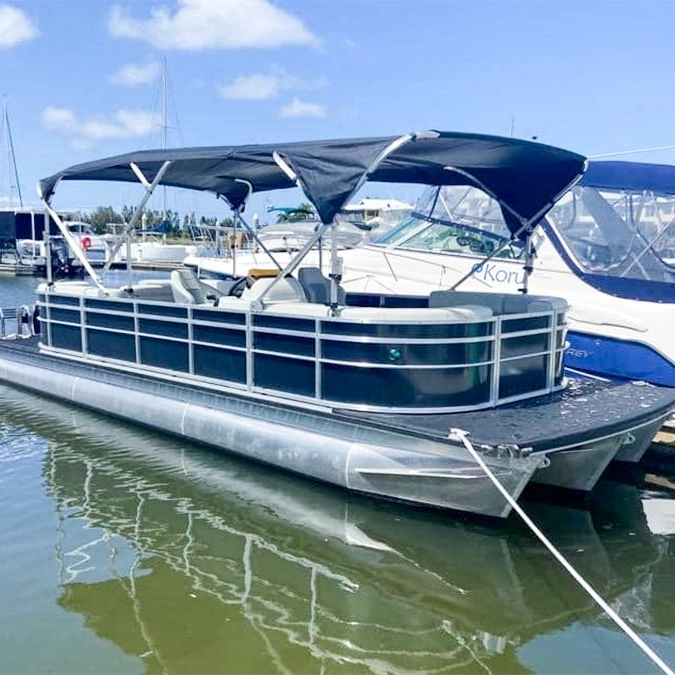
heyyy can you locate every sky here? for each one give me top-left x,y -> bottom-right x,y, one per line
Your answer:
2,0 -> 675,224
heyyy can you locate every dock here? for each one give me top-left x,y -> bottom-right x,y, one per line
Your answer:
106,260 -> 185,272
0,262 -> 37,276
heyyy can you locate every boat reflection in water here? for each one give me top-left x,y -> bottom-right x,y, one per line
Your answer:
1,385 -> 673,673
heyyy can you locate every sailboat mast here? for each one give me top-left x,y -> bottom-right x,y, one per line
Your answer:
2,97 -> 23,207
161,56 -> 168,221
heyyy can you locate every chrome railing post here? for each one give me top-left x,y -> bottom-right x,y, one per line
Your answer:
45,294 -> 52,347
188,306 -> 194,375
134,301 -> 140,365
245,311 -> 253,390
491,316 -> 502,405
80,297 -> 87,356
314,317 -> 322,401
547,311 -> 557,390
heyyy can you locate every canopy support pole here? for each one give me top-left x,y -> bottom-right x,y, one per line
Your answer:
260,152 -> 333,300
266,132 -> 440,309
519,234 -> 535,294
518,232 -> 536,295
100,161 -> 172,278
218,201 -> 285,276
218,180 -> 287,277
446,164 -> 585,291
43,227 -> 53,287
329,222 -> 342,314
40,200 -> 106,292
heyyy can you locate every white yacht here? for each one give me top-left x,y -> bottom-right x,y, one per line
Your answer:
332,161 -> 675,389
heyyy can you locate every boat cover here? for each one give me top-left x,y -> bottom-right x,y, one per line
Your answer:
39,131 -> 585,232
582,160 -> 675,195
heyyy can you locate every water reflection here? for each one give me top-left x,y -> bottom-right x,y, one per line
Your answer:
0,384 -> 673,673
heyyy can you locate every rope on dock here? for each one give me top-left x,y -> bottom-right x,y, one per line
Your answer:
449,427 -> 675,675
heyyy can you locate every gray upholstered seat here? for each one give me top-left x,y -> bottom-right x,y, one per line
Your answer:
298,267 -> 346,305
429,290 -> 567,315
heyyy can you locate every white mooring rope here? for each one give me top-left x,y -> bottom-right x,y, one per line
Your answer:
449,428 -> 674,675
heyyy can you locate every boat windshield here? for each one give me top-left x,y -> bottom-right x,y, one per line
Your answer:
66,222 -> 95,236
546,186 -> 675,281
372,186 -> 525,260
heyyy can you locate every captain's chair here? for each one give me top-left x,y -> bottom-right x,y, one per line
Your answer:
298,267 -> 346,305
170,268 -> 224,305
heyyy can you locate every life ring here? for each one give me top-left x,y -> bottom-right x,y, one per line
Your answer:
81,236 -> 92,251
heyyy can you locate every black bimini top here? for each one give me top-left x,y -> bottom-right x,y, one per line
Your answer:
39,130 -> 586,233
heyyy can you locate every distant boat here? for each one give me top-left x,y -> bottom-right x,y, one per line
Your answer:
1,207 -> 82,277
341,197 -> 414,233
182,199 -> 411,280
1,101 -> 83,276
110,220 -> 199,265
0,100 -> 39,274
60,220 -> 110,266
120,238 -> 198,264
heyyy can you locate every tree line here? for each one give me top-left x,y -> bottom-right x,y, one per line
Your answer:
81,202 -> 317,236
81,206 -> 236,237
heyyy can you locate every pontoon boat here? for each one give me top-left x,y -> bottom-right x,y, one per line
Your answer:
1,133 -> 673,518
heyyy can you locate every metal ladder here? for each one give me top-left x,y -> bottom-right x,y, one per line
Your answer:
0,306 -> 34,339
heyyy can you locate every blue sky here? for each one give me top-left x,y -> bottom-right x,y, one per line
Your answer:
2,0 -> 675,223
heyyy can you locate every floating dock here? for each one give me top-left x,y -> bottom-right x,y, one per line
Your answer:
106,259 -> 185,272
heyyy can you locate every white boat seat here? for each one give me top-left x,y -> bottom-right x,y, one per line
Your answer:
170,268 -> 224,305
242,276 -> 307,303
298,267 -> 346,305
216,276 -> 307,308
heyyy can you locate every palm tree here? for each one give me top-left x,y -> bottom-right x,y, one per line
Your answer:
272,202 -> 315,223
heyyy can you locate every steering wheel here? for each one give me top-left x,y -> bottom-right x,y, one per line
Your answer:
228,276 -> 248,298
499,242 -> 524,260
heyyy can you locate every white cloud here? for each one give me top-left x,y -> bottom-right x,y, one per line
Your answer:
218,69 -> 298,101
218,67 -> 326,101
279,98 -> 325,119
110,61 -> 161,86
41,106 -> 161,148
0,4 -> 38,48
108,0 -> 319,51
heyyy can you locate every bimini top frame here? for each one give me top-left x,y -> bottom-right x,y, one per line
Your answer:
37,130 -> 586,290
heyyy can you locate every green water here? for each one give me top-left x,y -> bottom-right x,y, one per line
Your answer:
0,276 -> 674,674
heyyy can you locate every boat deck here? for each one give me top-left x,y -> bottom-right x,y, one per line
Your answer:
1,336 -> 673,455
341,377 -> 675,452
